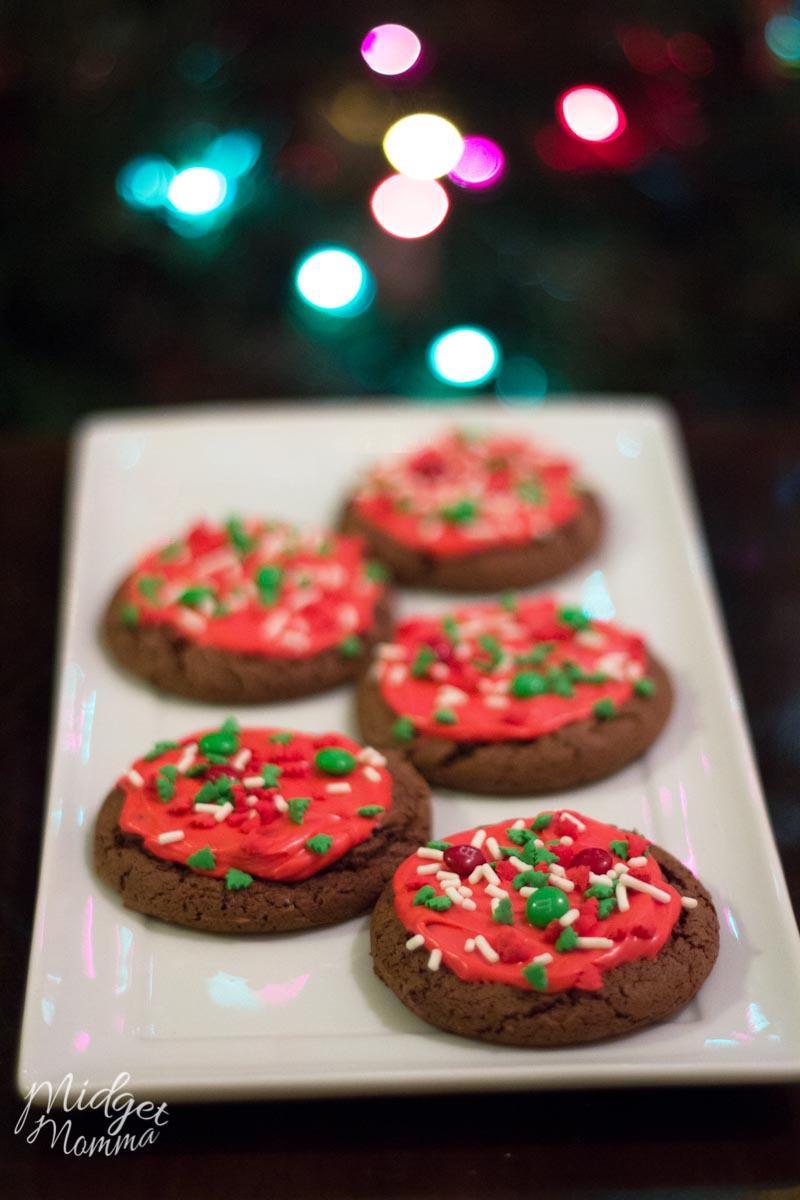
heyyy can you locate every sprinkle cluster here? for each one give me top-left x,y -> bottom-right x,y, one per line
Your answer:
395,811 -> 697,992
376,597 -> 654,743
119,720 -> 392,883
121,518 -> 387,659
351,428 -> 583,557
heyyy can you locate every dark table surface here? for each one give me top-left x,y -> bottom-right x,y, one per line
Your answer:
2,411 -> 799,1197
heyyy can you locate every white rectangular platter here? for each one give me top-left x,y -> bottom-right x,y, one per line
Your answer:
18,399 -> 800,1099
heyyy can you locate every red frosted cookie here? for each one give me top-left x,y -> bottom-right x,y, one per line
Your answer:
103,517 -> 392,703
94,720 -> 430,933
371,809 -> 719,1045
357,596 -> 672,794
341,428 -> 602,591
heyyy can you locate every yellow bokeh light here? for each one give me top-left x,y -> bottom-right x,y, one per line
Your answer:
383,113 -> 463,180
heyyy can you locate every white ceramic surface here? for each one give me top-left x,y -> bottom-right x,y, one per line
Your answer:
17,399 -> 800,1099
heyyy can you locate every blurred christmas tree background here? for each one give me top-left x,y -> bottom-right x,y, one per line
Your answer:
1,0 -> 799,432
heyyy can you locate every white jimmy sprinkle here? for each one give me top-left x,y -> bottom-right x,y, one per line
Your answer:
490,897 -> 500,913
126,769 -> 145,788
511,819 -> 525,830
388,665 -> 408,687
468,865 -> 485,885
358,746 -> 387,768
337,603 -> 359,630
427,948 -> 442,971
613,862 -> 630,875
436,686 -> 468,709
288,587 -> 322,612
274,795 -> 289,813
485,884 -> 508,900
509,856 -> 529,873
326,782 -> 351,794
533,838 -> 544,849
262,610 -> 289,639
464,938 -> 476,953
575,937 -> 614,950
575,629 -> 605,648
417,847 -> 444,861
533,952 -> 553,965
157,830 -> 184,845
549,863 -> 566,877
445,887 -> 465,906
474,935 -> 499,964
485,836 -> 502,861
377,642 -> 405,661
547,874 -> 575,893
243,775 -> 264,789
628,855 -> 648,868
416,862 -> 440,875
454,644 -> 471,661
462,898 -> 477,911
615,882 -> 630,913
362,765 -> 382,783
561,812 -> 586,833
436,871 -> 461,884
470,828 -> 487,849
193,802 -> 220,814
282,630 -> 310,652
589,872 -> 615,887
484,695 -> 509,709
458,886 -> 472,897
482,864 -> 501,886
176,743 -> 198,774
519,887 -> 535,897
429,663 -> 449,681
245,794 -> 259,808
559,907 -> 580,927
560,835 -> 574,846
248,809 -> 258,819
681,896 -> 698,909
595,652 -> 629,681
214,802 -> 234,823
405,934 -> 425,951
621,875 -> 671,904
231,748 -> 252,772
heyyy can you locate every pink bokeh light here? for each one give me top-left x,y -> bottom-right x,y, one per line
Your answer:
361,24 -> 421,76
558,86 -> 626,143
370,174 -> 449,239
448,135 -> 505,189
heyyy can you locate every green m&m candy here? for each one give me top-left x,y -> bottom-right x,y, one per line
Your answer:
511,671 -> 548,699
525,886 -> 569,928
199,729 -> 239,756
315,747 -> 357,776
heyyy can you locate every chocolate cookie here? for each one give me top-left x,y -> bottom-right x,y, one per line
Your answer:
94,724 -> 430,933
357,598 -> 672,795
341,428 -> 602,591
370,811 -> 719,1046
102,518 -> 392,704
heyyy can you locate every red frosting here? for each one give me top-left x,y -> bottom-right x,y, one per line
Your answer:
351,429 -> 583,557
377,597 -> 649,742
118,724 -> 392,882
394,811 -> 683,992
120,518 -> 386,657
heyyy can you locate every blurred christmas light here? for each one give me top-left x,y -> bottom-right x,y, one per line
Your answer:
116,156 -> 174,210
428,327 -> 501,386
371,174 -> 449,238
383,114 -> 463,179
667,33 -> 714,77
495,356 -> 548,403
620,28 -> 669,74
324,82 -> 396,146
765,15 -> 800,63
361,24 -> 421,76
295,248 -> 373,316
558,87 -> 625,143
204,130 -> 261,178
167,166 -> 229,215
448,136 -> 505,189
